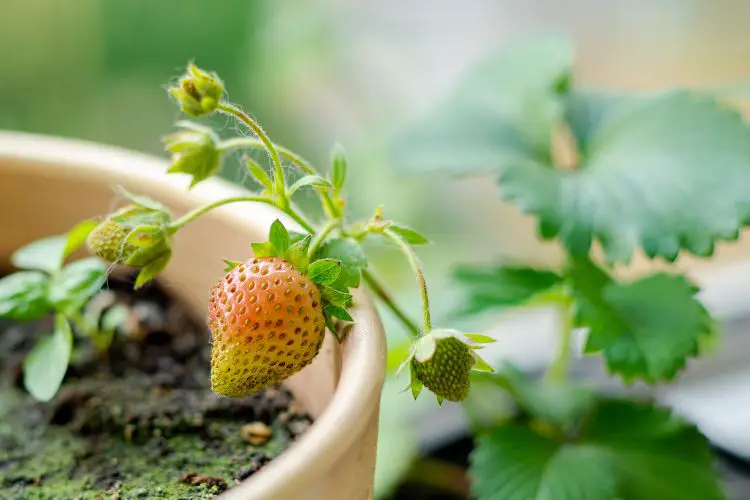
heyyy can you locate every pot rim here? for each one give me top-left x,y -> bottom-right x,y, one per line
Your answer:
0,131 -> 387,499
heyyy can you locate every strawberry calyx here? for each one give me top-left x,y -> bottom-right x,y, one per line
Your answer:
227,219 -> 367,341
399,328 -> 495,405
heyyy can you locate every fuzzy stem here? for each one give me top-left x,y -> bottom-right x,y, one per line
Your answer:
219,137 -> 317,175
382,228 -> 431,334
168,196 -> 271,232
362,270 -> 421,338
308,219 -> 339,259
545,301 -> 574,382
217,103 -> 288,207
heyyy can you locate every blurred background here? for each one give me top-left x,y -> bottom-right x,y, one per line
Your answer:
4,1 -> 750,497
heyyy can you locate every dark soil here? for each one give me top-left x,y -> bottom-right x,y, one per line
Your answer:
0,275 -> 313,499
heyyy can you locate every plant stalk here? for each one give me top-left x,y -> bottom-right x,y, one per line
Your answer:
168,196 -> 271,232
545,301 -> 574,382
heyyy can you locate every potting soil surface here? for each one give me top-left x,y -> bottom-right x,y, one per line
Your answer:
0,275 -> 313,499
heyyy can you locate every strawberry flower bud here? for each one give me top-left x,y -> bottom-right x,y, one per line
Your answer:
169,63 -> 224,117
402,329 -> 495,404
162,122 -> 222,187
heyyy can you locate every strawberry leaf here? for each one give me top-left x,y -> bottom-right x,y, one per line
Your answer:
392,36 -> 572,173
569,258 -> 713,382
11,235 -> 68,274
64,219 -> 99,258
316,237 -> 367,288
324,303 -> 353,322
308,259 -> 342,286
387,224 -> 429,245
454,264 -> 563,315
320,285 -> 352,308
49,258 -> 107,314
471,399 -> 723,500
0,272 -> 51,321
23,315 -> 73,402
269,219 -> 291,254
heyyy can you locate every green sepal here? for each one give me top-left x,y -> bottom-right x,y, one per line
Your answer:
223,259 -> 242,272
472,353 -> 495,373
387,224 -> 429,245
320,285 -> 352,308
465,333 -> 497,344
244,156 -> 274,192
324,303 -> 353,322
125,225 -> 164,248
251,241 -> 276,258
269,219 -> 291,254
114,186 -> 168,213
409,365 -> 423,399
330,143 -> 347,195
288,175 -> 332,196
308,259 -> 342,286
134,252 -> 171,289
284,235 -> 311,273
324,314 -> 340,341
65,219 -> 99,258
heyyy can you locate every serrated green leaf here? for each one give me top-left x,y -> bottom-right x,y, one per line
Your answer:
309,259 -> 342,286
320,285 -> 352,308
0,272 -> 50,321
324,303 -> 353,322
564,90 -> 629,153
223,259 -> 242,272
49,258 -> 107,313
64,219 -> 99,258
471,399 -> 723,500
115,186 -> 168,212
244,156 -> 273,192
392,36 -> 572,173
285,235 -> 311,273
269,219 -> 290,254
387,224 -> 429,245
454,264 -> 563,316
288,175 -> 332,196
134,252 -> 171,289
330,143 -> 347,194
23,315 -> 72,402
569,258 -> 712,382
500,91 -> 750,262
317,238 -> 367,288
11,235 -> 68,274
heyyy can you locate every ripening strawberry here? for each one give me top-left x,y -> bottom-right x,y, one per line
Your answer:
209,257 -> 326,397
87,206 -> 170,267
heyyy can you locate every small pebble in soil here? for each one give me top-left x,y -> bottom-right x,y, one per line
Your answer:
241,422 -> 274,446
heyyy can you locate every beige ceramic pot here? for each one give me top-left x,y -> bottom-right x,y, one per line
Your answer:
0,132 -> 387,500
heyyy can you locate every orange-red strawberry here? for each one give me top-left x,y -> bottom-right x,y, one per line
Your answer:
209,256 -> 326,397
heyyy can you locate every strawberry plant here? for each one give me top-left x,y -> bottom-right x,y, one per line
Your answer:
391,35 -> 750,499
1,62 -> 493,410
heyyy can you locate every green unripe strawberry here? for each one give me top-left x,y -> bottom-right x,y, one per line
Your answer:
403,329 -> 495,404
87,206 -> 171,267
209,257 -> 326,398
412,336 -> 475,402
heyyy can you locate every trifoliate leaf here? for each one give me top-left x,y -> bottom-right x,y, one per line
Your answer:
308,259 -> 342,286
64,219 -> 99,258
471,399 -> 723,500
392,35 -> 572,173
316,237 -> 367,288
134,252 -> 171,289
11,235 -> 68,274
269,219 -> 290,254
569,257 -> 713,382
49,258 -> 107,313
0,272 -> 50,321
330,144 -> 347,194
387,224 -> 429,245
454,264 -> 563,316
288,175 -> 332,196
284,235 -> 311,273
23,315 -> 73,402
500,91 -> 750,262
244,156 -> 273,192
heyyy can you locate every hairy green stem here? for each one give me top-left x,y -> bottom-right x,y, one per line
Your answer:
382,228 -> 431,334
546,301 -> 574,382
168,196 -> 271,232
219,137 -> 317,176
308,219 -> 339,258
362,270 -> 421,338
217,103 -> 288,206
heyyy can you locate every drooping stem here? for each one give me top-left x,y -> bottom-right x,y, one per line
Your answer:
217,103 -> 288,206
308,219 -> 339,258
168,196 -> 271,232
545,301 -> 574,382
362,270 -> 421,338
382,228 -> 432,334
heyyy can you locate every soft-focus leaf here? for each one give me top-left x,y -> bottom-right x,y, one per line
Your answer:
0,272 -> 50,320
64,219 -> 99,257
330,144 -> 347,194
454,264 -> 563,315
569,257 -> 712,382
134,253 -> 171,289
23,315 -> 73,402
49,258 -> 107,313
387,224 -> 429,245
471,399 -> 723,500
11,235 -> 68,274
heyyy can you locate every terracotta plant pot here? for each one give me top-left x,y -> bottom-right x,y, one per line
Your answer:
0,132 -> 387,500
